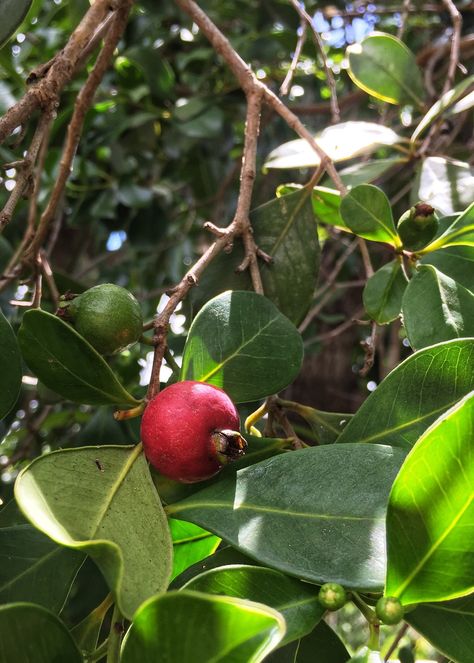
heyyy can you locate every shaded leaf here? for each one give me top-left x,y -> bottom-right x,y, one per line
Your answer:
402,265 -> 474,349
340,184 -> 401,246
18,309 -> 140,407
181,291 -> 303,403
265,122 -> 401,169
0,603 -> 82,663
363,260 -> 408,324
266,621 -> 349,662
14,445 -> 172,619
0,0 -> 32,49
386,391 -> 474,605
337,338 -> 474,448
0,307 -> 22,420
121,590 -> 286,663
422,246 -> 474,292
411,76 -> 474,143
335,157 -> 407,188
170,519 -> 220,581
347,32 -> 424,106
167,444 -> 406,591
0,500 -> 84,613
170,546 -> 258,590
406,593 -> 474,663
183,565 -> 324,646
412,157 -> 474,216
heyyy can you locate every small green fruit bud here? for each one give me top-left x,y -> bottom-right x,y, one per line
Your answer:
318,583 -> 348,611
375,596 -> 404,625
397,202 -> 438,251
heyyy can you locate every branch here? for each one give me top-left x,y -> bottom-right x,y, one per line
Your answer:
441,0 -> 463,93
280,20 -> 307,97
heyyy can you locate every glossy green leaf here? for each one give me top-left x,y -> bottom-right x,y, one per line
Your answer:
70,593 -> 113,655
266,621 -> 349,662
170,547 -> 258,590
422,246 -> 474,291
411,76 -> 474,143
192,189 -> 319,325
0,0 -> 32,49
181,291 -> 303,403
0,307 -> 22,420
170,519 -> 220,581
406,593 -> 474,663
0,500 -> 84,613
14,445 -> 172,619
347,32 -> 424,106
363,260 -> 408,324
18,309 -> 140,407
386,391 -> 474,605
412,157 -> 474,216
336,158 -> 407,188
337,338 -> 474,448
402,265 -> 474,349
167,444 -> 406,591
183,565 -> 324,646
277,185 -> 345,230
265,122 -> 401,169
420,201 -> 474,253
340,184 -> 401,246
121,590 -> 286,663
0,603 -> 82,663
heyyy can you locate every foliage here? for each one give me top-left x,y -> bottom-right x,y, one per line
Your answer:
0,0 -> 473,662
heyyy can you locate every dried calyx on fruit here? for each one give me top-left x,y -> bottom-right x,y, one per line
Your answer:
141,380 -> 247,483
57,283 -> 143,355
397,202 -> 438,251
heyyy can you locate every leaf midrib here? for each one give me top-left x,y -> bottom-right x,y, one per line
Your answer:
346,194 -> 397,242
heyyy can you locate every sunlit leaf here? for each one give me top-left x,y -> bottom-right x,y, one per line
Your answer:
412,157 -> 474,216
340,184 -> 401,246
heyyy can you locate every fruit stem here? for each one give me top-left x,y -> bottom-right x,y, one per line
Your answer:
114,402 -> 145,420
352,591 -> 379,625
244,401 -> 269,433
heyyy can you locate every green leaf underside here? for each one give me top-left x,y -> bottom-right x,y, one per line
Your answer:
192,189 -> 319,325
0,307 -> 22,420
337,339 -> 474,448
386,391 -> 474,605
402,265 -> 474,350
411,76 -> 474,143
422,246 -> 474,292
406,593 -> 474,663
265,620 -> 350,662
170,519 -> 220,581
182,291 -> 303,403
14,445 -> 172,619
167,444 -> 406,591
340,184 -> 400,246
0,0 -> 32,49
183,565 -> 324,646
120,590 -> 286,663
18,309 -> 140,407
363,260 -> 408,324
264,122 -> 401,169
0,501 -> 85,613
347,32 -> 424,106
0,603 -> 82,663
412,157 -> 474,216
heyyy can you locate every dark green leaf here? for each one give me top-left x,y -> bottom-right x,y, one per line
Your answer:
170,547 -> 258,590
0,603 -> 82,663
406,594 -> 474,663
412,157 -> 474,216
347,32 -> 424,106
265,122 -> 401,169
0,0 -> 32,49
192,189 -> 320,325
167,444 -> 406,591
420,201 -> 474,253
422,246 -> 474,291
183,565 -> 324,646
0,307 -> 22,420
170,519 -> 220,581
18,309 -> 140,407
14,445 -> 172,619
120,590 -> 286,662
402,265 -> 474,349
0,500 -> 84,613
266,621 -> 349,662
363,260 -> 408,324
181,291 -> 303,403
340,184 -> 401,246
386,391 -> 474,605
337,339 -> 474,448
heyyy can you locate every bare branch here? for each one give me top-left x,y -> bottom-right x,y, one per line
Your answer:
280,21 -> 307,97
441,0 -> 463,93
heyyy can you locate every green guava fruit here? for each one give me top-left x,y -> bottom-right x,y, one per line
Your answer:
59,283 -> 143,355
397,202 -> 438,251
375,596 -> 404,625
318,583 -> 348,611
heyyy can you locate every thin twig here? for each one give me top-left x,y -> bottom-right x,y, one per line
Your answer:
359,321 -> 377,377
289,0 -> 340,123
280,20 -> 307,97
441,0 -> 463,93
397,0 -> 412,40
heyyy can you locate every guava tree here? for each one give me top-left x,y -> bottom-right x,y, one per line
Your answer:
0,1 -> 473,661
